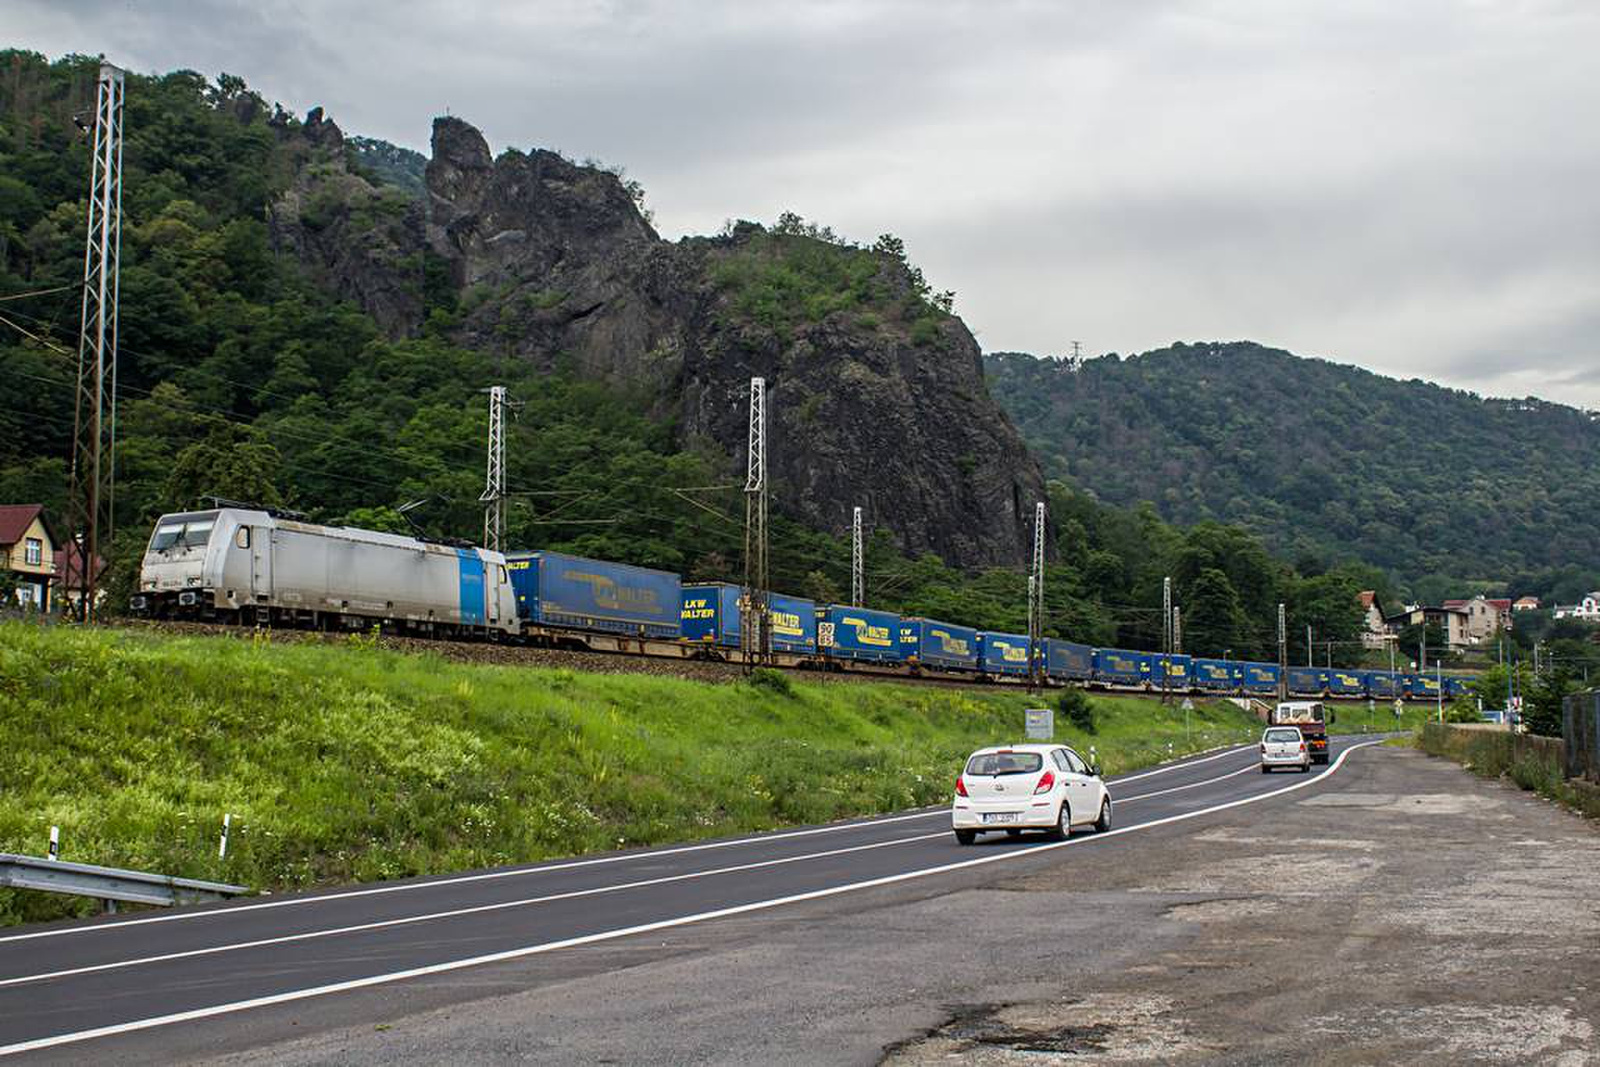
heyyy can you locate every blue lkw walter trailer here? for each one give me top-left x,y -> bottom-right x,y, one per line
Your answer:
899,617 -> 979,671
1045,639 -> 1093,680
680,582 -> 817,654
1326,668 -> 1366,696
980,632 -> 1032,676
819,605 -> 903,663
1240,661 -> 1281,694
1192,658 -> 1234,691
507,550 -> 681,639
1286,667 -> 1327,696
1093,648 -> 1148,687
1152,653 -> 1192,689
1365,670 -> 1401,698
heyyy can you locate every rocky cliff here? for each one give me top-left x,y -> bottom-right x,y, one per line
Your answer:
271,114 -> 1047,568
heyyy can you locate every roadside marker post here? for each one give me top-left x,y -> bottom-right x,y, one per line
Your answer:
218,814 -> 232,860
48,826 -> 59,861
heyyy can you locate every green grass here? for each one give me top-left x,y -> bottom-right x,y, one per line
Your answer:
1326,701 -> 1443,736
0,622 -> 1261,925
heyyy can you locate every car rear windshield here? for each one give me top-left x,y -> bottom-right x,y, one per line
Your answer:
965,752 -> 1043,776
1265,728 -> 1301,743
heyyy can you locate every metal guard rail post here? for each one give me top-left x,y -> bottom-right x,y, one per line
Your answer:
0,853 -> 249,911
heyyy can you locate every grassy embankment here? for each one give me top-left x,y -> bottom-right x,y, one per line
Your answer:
1417,722 -> 1600,819
0,622 -> 1261,925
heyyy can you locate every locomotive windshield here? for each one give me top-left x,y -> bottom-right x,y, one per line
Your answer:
149,513 -> 218,551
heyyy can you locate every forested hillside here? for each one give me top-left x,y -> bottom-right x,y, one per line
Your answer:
0,51 -> 1423,662
988,343 -> 1600,599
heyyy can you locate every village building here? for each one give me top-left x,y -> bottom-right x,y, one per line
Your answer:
0,504 -> 58,610
1554,594 -> 1600,622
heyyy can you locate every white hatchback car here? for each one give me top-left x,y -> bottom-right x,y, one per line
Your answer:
952,743 -> 1112,845
1260,725 -> 1311,773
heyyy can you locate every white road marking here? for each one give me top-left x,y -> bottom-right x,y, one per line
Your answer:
0,740 -> 1379,1058
1107,743 -> 1255,783
0,756 -> 1261,988
1118,763 -> 1258,802
0,828 -> 942,990
0,744 -> 1255,945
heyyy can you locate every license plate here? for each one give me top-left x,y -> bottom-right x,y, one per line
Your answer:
982,812 -> 1020,824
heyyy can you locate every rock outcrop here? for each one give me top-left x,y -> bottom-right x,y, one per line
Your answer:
272,114 -> 1048,568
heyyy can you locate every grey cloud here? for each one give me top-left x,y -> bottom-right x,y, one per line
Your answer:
10,0 -> 1600,408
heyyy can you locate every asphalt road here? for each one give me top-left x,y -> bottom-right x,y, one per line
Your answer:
0,734 -> 1385,1062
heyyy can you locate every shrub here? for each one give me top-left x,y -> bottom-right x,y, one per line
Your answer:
748,667 -> 793,698
1056,686 -> 1097,734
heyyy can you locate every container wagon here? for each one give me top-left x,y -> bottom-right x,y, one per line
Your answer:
1326,668 -> 1367,697
979,631 -> 1032,677
1408,673 -> 1441,700
680,582 -> 817,655
1286,667 -> 1327,697
1045,639 -> 1094,681
1191,658 -> 1235,691
819,605 -> 903,664
508,550 -> 680,639
1239,661 -> 1281,695
1093,648 -> 1149,688
1365,670 -> 1401,698
1152,653 -> 1193,691
899,618 -> 979,672
1443,675 -> 1471,699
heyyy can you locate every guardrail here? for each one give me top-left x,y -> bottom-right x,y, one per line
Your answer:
0,853 -> 249,911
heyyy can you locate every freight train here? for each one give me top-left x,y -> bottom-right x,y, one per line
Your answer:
133,507 -> 1473,701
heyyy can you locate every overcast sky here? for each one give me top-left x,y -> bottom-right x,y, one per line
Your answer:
14,1 -> 1600,407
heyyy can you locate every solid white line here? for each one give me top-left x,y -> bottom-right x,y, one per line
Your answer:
0,740 -> 1380,1058
1118,762 -> 1258,802
0,828 -> 944,991
0,744 -> 1256,946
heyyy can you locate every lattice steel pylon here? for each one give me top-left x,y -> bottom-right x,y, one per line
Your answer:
65,62 -> 125,621
741,377 -> 771,667
850,506 -> 864,607
1027,500 -> 1046,689
1161,576 -> 1173,704
479,385 -> 507,552
1173,605 -> 1182,655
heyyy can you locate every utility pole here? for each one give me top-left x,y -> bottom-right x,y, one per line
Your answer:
1070,340 -> 1083,361
65,61 -> 125,621
479,385 -> 507,552
1162,576 -> 1173,704
1277,602 -> 1288,702
741,377 -> 770,668
850,505 -> 864,607
1027,501 -> 1046,690
1306,623 -> 1313,668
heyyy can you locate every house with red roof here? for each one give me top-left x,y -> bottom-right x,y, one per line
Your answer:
0,503 -> 58,610
1442,594 -> 1512,644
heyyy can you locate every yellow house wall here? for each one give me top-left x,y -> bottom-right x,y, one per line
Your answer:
4,516 -> 55,580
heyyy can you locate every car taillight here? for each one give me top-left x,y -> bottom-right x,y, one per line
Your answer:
1034,769 -> 1055,794
1299,742 -> 1307,752
955,775 -> 968,797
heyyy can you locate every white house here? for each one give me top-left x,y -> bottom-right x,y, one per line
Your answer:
1554,593 -> 1600,621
